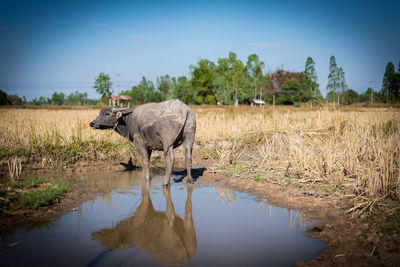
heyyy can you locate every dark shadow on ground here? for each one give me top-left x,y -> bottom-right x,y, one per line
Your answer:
120,159 -> 206,183
172,168 -> 206,183
120,158 -> 138,171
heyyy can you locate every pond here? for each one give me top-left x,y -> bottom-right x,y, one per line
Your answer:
0,168 -> 324,266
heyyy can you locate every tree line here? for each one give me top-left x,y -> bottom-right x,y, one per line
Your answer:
1,53 -> 399,106
0,90 -> 99,106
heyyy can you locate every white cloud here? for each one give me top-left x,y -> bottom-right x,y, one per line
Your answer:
247,42 -> 281,47
130,34 -> 160,40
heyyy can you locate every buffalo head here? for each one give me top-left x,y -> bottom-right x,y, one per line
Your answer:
90,107 -> 133,129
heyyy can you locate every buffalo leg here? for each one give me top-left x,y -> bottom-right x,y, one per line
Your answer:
135,142 -> 150,179
147,148 -> 152,162
163,147 -> 175,186
183,139 -> 194,184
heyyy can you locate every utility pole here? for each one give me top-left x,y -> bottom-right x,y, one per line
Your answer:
273,94 -> 275,108
369,81 -> 375,104
116,74 -> 120,96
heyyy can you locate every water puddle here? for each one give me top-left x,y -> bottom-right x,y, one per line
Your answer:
0,169 -> 324,266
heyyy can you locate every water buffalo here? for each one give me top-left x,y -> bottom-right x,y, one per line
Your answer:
90,99 -> 196,186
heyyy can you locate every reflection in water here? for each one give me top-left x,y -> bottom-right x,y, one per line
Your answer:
92,179 -> 196,266
0,170 -> 324,267
211,186 -> 307,230
211,187 -> 237,206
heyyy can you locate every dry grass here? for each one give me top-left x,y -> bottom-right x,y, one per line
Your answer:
0,106 -> 399,213
193,106 -> 399,215
0,109 -> 130,167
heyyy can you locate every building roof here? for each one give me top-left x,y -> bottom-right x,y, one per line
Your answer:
252,99 -> 265,104
110,95 -> 132,100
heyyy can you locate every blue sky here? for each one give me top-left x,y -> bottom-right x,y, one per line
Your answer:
0,0 -> 399,100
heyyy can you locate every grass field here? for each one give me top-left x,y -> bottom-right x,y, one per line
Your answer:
0,105 -> 399,214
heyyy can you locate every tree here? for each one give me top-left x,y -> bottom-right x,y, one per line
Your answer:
31,96 -> 50,105
156,75 -> 172,100
338,66 -> 348,104
7,94 -> 23,105
93,73 -> 113,103
246,54 -> 265,100
327,56 -> 348,104
230,53 -> 249,105
342,89 -> 359,105
281,78 -> 302,104
66,91 -> 88,105
397,62 -> 400,101
190,59 -> 216,104
381,62 -> 399,103
175,76 -> 196,104
122,76 -> 161,105
0,90 -> 11,105
359,88 -> 384,103
214,57 -> 233,105
168,77 -> 178,100
50,92 -> 65,105
327,56 -> 340,103
304,57 -> 320,99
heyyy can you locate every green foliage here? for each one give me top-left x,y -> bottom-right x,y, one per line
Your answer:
273,75 -> 313,105
214,57 -> 233,105
381,61 -> 400,103
205,94 -> 217,105
122,76 -> 162,105
175,76 -> 197,104
359,88 -> 385,103
247,54 -> 265,100
156,75 -> 172,100
20,53 -> 400,107
342,89 -> 359,105
93,72 -> 113,98
50,92 -> 65,105
304,57 -> 320,100
31,96 -> 50,105
0,89 -> 11,105
65,91 -> 88,105
327,55 -> 340,94
327,56 -> 348,104
190,59 -> 216,104
29,92 -> 98,106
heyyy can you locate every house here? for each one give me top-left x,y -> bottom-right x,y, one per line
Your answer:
252,99 -> 265,107
109,95 -> 132,107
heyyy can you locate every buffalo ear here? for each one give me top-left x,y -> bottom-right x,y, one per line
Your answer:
121,109 -> 133,115
116,111 -> 122,119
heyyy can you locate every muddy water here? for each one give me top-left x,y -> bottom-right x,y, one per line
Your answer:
0,169 -> 324,266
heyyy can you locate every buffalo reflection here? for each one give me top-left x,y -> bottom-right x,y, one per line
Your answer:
92,179 -> 196,266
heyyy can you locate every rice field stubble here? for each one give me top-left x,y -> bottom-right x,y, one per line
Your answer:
0,106 -> 399,215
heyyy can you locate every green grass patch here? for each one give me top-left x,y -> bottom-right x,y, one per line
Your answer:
253,175 -> 263,182
220,162 -> 249,177
0,178 -> 68,216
